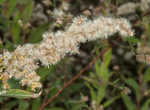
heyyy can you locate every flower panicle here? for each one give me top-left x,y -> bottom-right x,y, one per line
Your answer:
0,16 -> 134,91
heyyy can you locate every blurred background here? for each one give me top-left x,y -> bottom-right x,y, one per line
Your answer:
0,0 -> 150,110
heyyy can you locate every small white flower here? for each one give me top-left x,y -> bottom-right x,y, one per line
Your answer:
0,16 -> 134,91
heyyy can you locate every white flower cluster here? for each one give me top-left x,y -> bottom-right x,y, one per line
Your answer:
0,44 -> 41,91
0,16 -> 134,91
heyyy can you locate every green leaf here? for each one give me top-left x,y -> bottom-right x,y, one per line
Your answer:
121,94 -> 135,110
37,66 -> 55,81
96,49 -> 112,82
103,95 -> 120,108
141,99 -> 150,110
72,103 -> 88,110
0,0 -> 5,5
82,76 -> 99,88
103,49 -> 112,67
7,78 -> 20,89
144,67 -> 150,83
22,0 -> 33,23
11,22 -> 21,44
97,86 -> 106,104
32,98 -> 41,110
28,23 -> 49,43
10,11 -> 21,44
8,0 -> 18,18
0,15 -> 9,31
85,49 -> 112,107
66,83 -> 84,94
124,37 -> 139,45
0,89 -> 41,99
85,82 -> 97,101
4,100 -> 18,109
18,100 -> 29,110
124,78 -> 139,97
5,40 -> 15,51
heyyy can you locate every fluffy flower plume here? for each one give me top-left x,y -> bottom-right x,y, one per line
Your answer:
0,16 -> 134,91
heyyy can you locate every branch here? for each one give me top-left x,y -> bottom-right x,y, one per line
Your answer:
39,49 -> 106,110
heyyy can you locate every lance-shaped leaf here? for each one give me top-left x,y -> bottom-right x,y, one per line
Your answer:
0,89 -> 42,99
